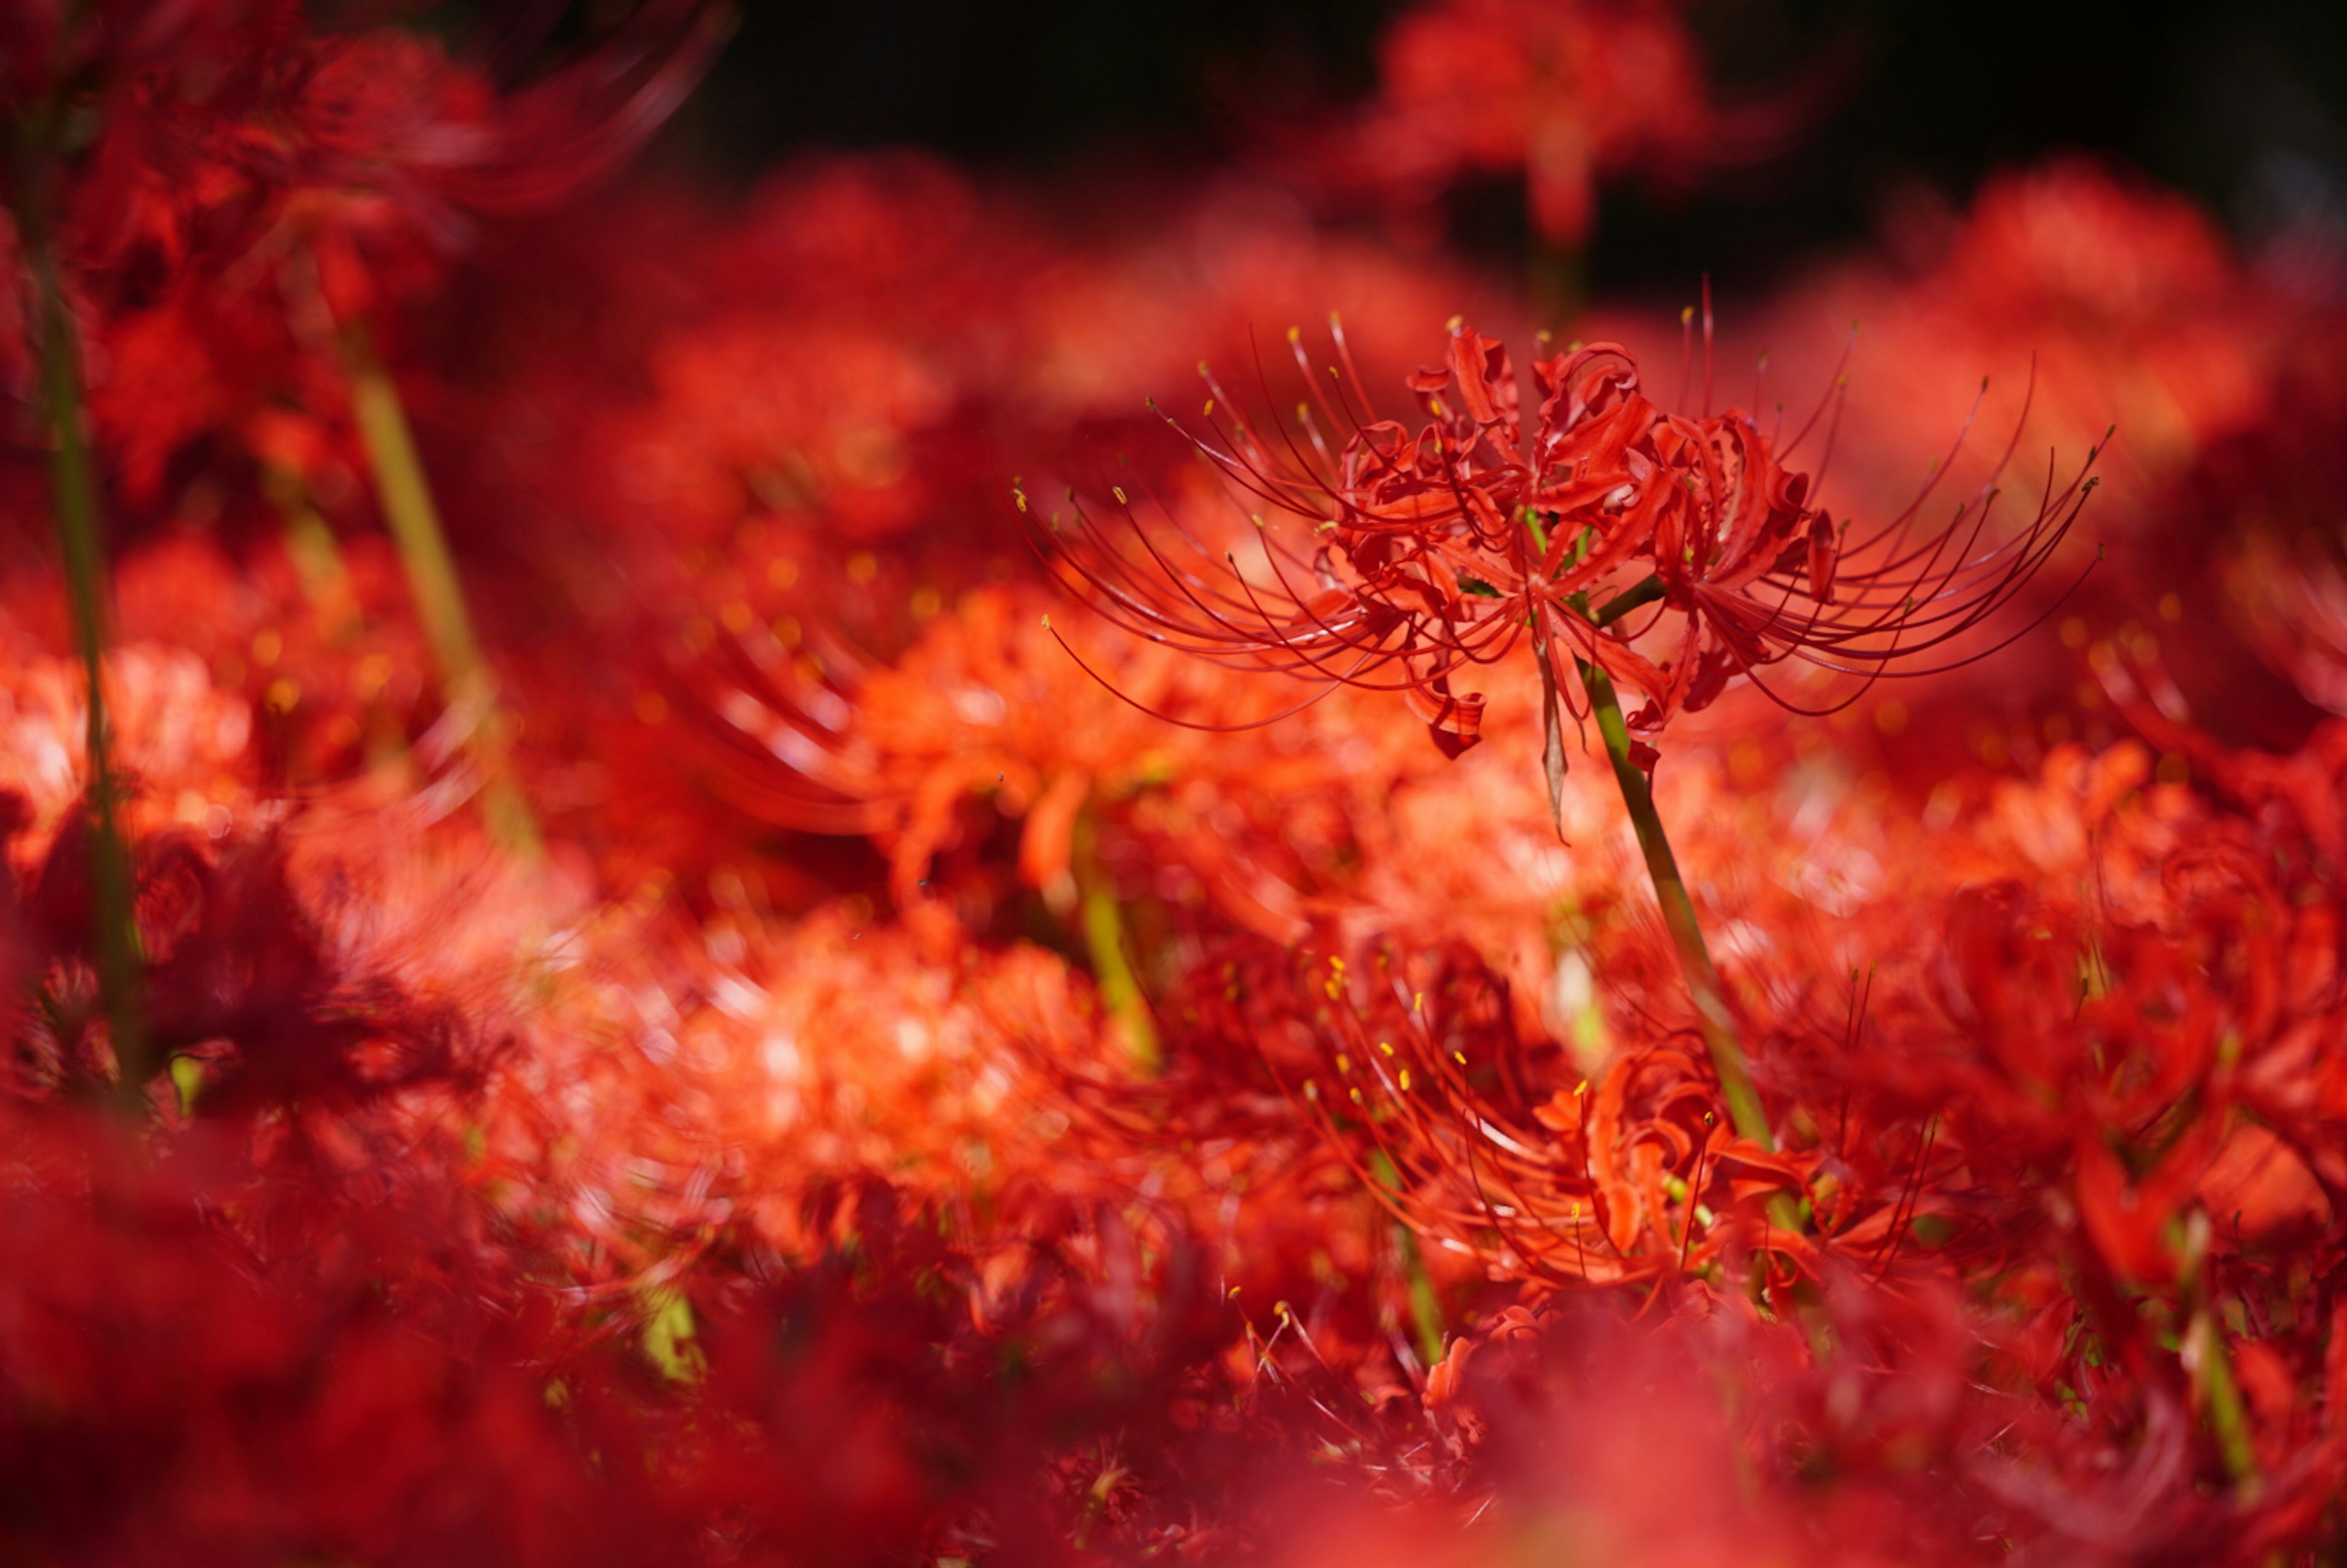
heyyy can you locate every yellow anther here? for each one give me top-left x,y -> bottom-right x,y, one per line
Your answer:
1398,1068 -> 1412,1092
1112,485 -> 1128,505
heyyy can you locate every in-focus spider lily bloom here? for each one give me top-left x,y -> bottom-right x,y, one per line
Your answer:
1037,310 -> 2103,828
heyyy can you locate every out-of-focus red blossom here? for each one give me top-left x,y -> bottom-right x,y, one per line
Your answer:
481,154 -> 1485,639
672,582 -> 1449,950
1259,1295 -> 2067,1567
5,0 -> 716,293
11,801 -> 480,1111
0,0 -> 719,512
1633,158 -> 2347,786
1302,0 -> 1808,248
2124,311 -> 2347,743
1751,159 -> 2290,568
0,1088 -> 1325,1564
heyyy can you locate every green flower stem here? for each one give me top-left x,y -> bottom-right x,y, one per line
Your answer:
2187,1307 -> 2259,1490
1589,574 -> 1666,629
1530,240 -> 1585,336
1572,653 -> 1772,1152
1370,1149 -> 1448,1369
1071,811 -> 1160,1072
339,318 -> 540,856
262,465 -> 354,614
31,241 -> 149,1106
2178,1210 -> 2261,1495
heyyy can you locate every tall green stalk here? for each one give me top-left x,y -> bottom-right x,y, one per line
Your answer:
1562,581 -> 1771,1152
1570,651 -> 1772,1152
29,241 -> 149,1105
339,318 -> 540,857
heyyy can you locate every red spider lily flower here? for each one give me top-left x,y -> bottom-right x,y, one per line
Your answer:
0,1 -> 722,494
1309,0 -> 1813,249
1041,312 -> 2101,816
4,1 -> 720,288
5,784 -> 499,1111
1237,937 -> 1810,1289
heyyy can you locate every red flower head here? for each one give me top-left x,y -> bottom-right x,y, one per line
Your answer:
3,1 -> 719,286
0,0 -> 722,482
1313,0 -> 1813,248
1040,307 -> 2100,801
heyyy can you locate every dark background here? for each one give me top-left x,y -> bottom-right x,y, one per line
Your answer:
636,0 -> 2347,296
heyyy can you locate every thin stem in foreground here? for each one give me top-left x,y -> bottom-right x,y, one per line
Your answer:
31,241 -> 149,1107
339,317 -> 542,857
1572,653 -> 1772,1152
1072,809 -> 1161,1074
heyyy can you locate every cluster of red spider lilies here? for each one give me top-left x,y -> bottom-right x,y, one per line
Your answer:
4,1 -> 2347,1563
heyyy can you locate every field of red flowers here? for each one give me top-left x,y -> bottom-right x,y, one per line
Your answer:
6,2 -> 2347,1563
